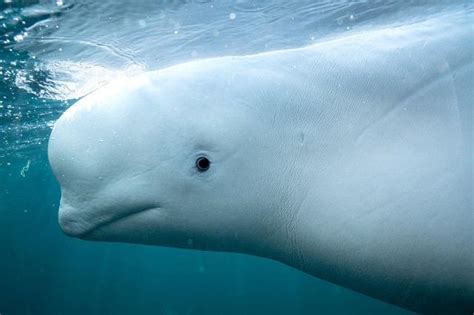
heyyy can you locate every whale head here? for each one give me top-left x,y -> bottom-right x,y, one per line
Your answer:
48,64 -> 289,254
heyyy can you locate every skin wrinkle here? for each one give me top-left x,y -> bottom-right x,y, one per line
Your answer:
354,58 -> 471,146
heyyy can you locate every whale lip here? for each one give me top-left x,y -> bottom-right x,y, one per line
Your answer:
58,200 -> 160,238
82,206 -> 161,239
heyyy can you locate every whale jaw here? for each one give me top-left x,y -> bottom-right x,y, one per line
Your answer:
57,197 -> 162,239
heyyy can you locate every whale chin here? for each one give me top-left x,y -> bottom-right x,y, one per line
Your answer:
57,201 -> 94,238
57,198 -> 162,240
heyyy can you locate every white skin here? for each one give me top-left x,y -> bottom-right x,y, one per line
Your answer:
49,12 -> 473,314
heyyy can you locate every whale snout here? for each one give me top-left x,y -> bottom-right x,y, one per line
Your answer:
48,78 -> 161,238
57,192 -> 163,240
57,199 -> 93,237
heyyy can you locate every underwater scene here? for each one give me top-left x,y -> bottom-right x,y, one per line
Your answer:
1,1 -> 472,314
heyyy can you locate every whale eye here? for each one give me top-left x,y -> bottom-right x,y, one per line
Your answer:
195,156 -> 210,172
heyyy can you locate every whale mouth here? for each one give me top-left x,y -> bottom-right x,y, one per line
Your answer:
58,200 -> 161,239
80,206 -> 161,240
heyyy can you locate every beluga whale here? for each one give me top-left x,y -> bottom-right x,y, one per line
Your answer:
48,11 -> 473,315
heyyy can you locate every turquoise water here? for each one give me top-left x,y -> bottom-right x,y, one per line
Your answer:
0,1 -> 471,314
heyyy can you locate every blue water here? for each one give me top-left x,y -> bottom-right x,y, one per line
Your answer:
0,1 -> 471,314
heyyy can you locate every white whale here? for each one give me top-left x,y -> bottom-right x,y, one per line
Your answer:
48,12 -> 473,314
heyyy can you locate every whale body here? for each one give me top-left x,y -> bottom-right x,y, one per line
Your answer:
48,12 -> 473,314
